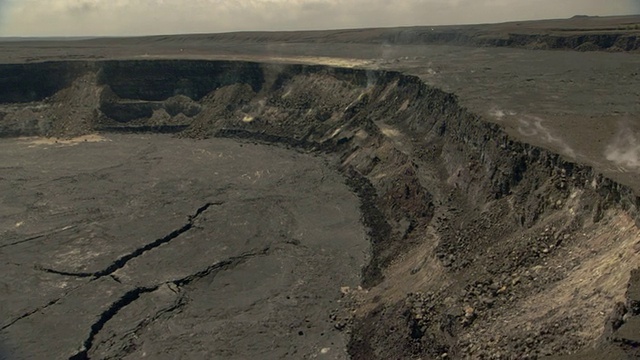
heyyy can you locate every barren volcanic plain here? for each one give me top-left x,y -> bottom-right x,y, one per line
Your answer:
1,15 -> 640,360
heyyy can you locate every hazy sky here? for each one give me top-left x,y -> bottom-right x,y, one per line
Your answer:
1,0 -> 639,37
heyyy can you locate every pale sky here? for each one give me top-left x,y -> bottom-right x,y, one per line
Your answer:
1,0 -> 639,37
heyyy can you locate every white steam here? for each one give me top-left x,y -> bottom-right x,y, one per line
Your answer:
489,107 -> 516,121
517,115 -> 576,159
605,121 -> 640,170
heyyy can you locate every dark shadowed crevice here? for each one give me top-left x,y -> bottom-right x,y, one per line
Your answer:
67,246 -> 272,360
37,202 -> 224,279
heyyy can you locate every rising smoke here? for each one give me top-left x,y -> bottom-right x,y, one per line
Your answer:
605,120 -> 640,170
517,115 -> 576,159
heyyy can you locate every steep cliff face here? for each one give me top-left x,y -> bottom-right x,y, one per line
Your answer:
0,62 -> 92,103
1,60 -> 639,359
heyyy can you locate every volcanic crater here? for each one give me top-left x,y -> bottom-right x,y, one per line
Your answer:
1,36 -> 639,360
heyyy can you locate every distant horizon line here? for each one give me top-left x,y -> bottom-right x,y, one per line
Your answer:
1,13 -> 638,40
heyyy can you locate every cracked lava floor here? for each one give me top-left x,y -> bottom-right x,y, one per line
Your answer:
0,134 -> 368,360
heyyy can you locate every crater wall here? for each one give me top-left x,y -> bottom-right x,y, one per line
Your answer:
1,60 -> 638,359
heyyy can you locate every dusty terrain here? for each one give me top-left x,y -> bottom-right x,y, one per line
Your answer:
0,15 -> 639,360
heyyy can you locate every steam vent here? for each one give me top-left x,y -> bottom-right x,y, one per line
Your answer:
1,15 -> 640,360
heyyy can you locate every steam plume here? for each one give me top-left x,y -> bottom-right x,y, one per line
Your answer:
605,120 -> 640,170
